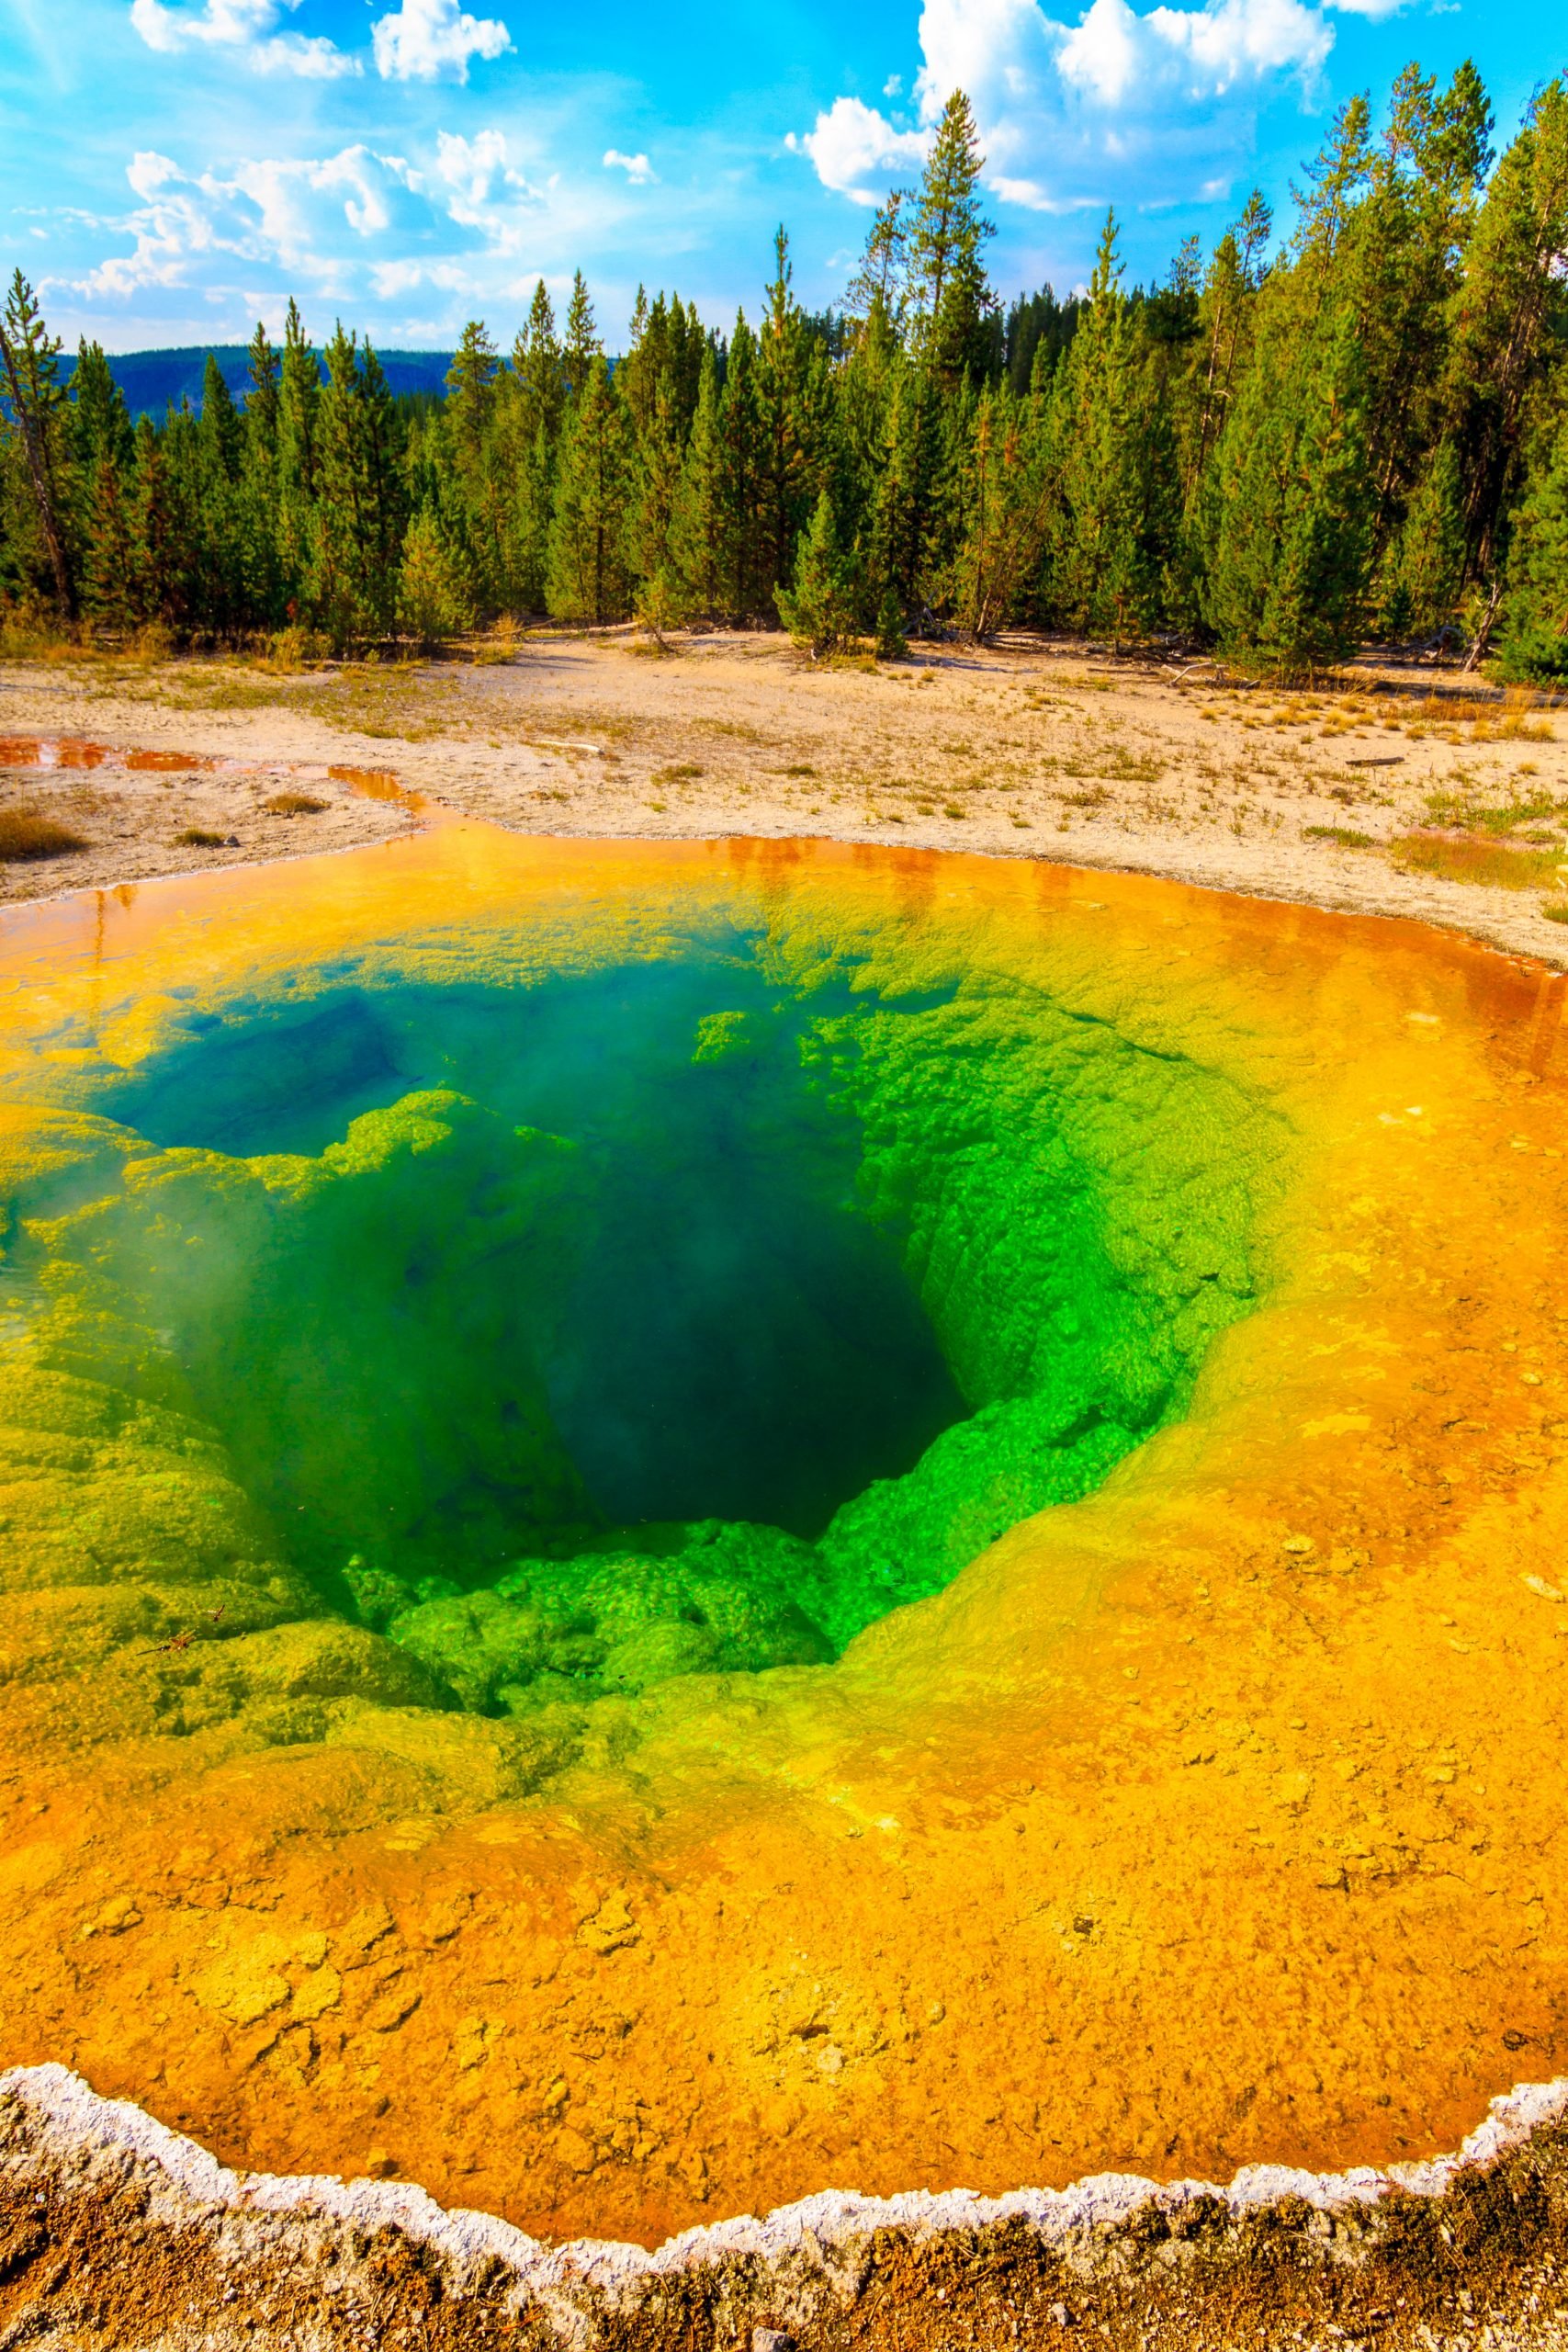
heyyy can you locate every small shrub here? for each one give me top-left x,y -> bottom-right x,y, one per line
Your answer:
874,588 -> 908,662
652,763 -> 704,784
264,792 -> 329,817
1542,901 -> 1568,925
0,807 -> 87,860
1303,823 -> 1375,848
175,827 -> 229,849
266,625 -> 327,673
0,604 -> 81,663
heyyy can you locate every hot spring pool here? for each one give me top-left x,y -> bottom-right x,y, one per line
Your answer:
0,821 -> 1562,2248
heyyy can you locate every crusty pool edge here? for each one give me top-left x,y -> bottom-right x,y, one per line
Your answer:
4,2064 -> 1568,2349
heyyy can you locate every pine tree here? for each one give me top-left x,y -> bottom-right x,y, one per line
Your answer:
1292,95 -> 1374,302
665,297 -> 705,435
627,375 -> 684,592
69,341 -> 134,479
776,487 -> 855,653
199,355 -> 242,481
870,356 -> 945,619
508,421 -> 555,614
547,355 -> 632,622
193,355 -> 246,635
948,382 -> 1050,639
0,270 -> 73,615
756,230 -> 813,599
446,320 -> 500,472
1046,214 -> 1181,639
846,194 -> 909,329
512,280 -> 564,446
128,413 -> 193,627
874,582 -> 908,660
907,92 -> 997,385
244,322 -> 280,453
562,273 -> 601,402
1203,303 -> 1375,668
716,314 -> 764,616
310,325 -> 407,650
1496,413 -> 1568,679
1440,77 -> 1568,580
1184,193 -> 1271,493
276,297 -> 319,606
81,458 -> 136,628
400,505 -> 474,648
65,340 -> 134,582
1379,435 -> 1467,639
670,341 -> 728,616
237,322 -> 283,629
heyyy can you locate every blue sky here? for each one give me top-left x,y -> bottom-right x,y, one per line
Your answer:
0,0 -> 1558,354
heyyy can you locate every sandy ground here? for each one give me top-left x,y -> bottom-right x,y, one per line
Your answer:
0,628 -> 1564,965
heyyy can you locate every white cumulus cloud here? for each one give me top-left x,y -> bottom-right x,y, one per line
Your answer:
795,0 -> 1378,219
604,148 -> 657,185
785,96 -> 931,206
61,129 -> 568,312
70,144 -> 433,300
128,0 -> 358,76
370,0 -> 512,83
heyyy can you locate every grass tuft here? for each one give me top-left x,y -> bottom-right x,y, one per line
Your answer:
175,826 -> 229,849
264,791 -> 329,817
1303,823 -> 1375,848
0,807 -> 87,861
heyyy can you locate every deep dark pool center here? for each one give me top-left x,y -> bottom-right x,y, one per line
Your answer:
22,907 -> 1273,1718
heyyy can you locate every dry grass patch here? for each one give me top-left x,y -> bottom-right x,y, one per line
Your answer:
1393,832 -> 1568,891
1424,784 -> 1567,837
0,807 -> 87,860
1303,823 -> 1376,849
264,792 -> 329,817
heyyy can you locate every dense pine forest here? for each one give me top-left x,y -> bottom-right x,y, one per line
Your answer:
3,67 -> 1567,675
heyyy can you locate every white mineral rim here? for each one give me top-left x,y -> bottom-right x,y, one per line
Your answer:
5,2061 -> 1568,2341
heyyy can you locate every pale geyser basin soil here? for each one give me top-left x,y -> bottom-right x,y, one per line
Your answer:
0,629 -> 1564,966
0,806 -> 1562,2285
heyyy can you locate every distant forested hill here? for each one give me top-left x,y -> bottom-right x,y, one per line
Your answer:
100,346 -> 456,418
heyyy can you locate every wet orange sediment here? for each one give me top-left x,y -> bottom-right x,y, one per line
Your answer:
327,763 -> 427,808
0,826 -> 1564,2248
0,737 -> 220,773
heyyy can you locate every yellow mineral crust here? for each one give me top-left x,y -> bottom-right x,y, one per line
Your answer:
0,820 -> 1562,2249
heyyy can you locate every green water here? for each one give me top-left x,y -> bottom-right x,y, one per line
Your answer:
34,922 -> 1279,1713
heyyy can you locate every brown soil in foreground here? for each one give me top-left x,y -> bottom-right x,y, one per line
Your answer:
0,629 -> 1564,962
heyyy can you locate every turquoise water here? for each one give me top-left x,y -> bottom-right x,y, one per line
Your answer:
105,955 -> 965,1552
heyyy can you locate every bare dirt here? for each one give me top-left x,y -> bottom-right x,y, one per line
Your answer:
0,629 -> 1564,964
